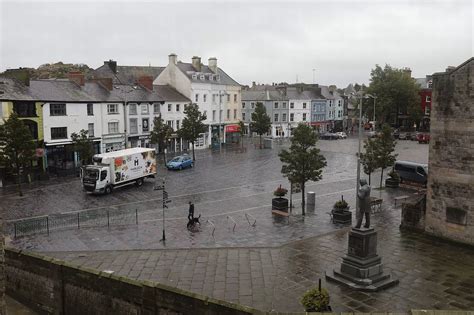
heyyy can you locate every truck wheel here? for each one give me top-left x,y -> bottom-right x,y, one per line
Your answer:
136,178 -> 144,187
105,186 -> 112,194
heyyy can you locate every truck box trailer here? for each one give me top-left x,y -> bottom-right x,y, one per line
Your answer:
81,148 -> 157,194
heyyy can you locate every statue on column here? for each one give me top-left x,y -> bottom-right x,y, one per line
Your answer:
355,179 -> 371,229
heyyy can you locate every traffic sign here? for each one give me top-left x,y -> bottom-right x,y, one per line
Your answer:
163,191 -> 168,199
163,204 -> 168,209
165,199 -> 172,204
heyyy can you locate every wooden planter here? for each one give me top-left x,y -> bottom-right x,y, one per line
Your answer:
385,177 -> 400,188
272,197 -> 289,212
331,207 -> 352,224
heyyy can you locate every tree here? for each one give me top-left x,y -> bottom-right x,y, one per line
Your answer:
0,113 -> 36,196
71,129 -> 94,166
360,138 -> 378,185
177,104 -> 207,161
238,120 -> 245,149
150,116 -> 174,164
373,124 -> 398,188
367,64 -> 420,128
250,102 -> 271,149
279,124 -> 327,215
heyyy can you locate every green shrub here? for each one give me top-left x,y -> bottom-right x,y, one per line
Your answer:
273,185 -> 288,197
300,287 -> 330,312
334,199 -> 348,210
388,170 -> 400,180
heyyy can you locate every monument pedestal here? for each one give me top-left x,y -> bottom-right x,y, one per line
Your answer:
326,228 -> 398,291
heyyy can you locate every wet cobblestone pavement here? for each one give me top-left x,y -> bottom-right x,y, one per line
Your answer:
5,136 -> 467,313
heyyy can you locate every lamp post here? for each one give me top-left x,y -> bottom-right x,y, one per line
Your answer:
356,95 -> 363,212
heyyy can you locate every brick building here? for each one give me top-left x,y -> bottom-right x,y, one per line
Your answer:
425,57 -> 474,245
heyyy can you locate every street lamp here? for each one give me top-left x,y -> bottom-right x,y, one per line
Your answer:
218,91 -> 228,153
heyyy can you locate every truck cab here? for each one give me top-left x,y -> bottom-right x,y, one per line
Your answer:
82,165 -> 112,194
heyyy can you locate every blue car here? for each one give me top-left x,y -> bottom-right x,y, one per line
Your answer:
166,155 -> 193,170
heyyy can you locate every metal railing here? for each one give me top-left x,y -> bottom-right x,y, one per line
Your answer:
9,208 -> 140,238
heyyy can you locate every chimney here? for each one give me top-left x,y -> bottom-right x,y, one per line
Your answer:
208,57 -> 217,73
68,71 -> 85,86
402,67 -> 412,77
192,56 -> 201,72
96,78 -> 113,91
252,81 -> 256,88
138,76 -> 153,91
104,59 -> 117,74
445,66 -> 456,72
3,68 -> 30,86
168,53 -> 177,65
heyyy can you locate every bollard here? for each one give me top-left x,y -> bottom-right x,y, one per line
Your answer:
46,217 -> 49,235
107,210 -> 110,229
77,212 -> 80,229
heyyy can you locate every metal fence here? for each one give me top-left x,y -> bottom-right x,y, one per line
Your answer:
8,208 -> 140,238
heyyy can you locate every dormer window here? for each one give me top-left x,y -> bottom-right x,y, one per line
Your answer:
215,75 -> 220,81
192,74 -> 197,80
200,74 -> 205,80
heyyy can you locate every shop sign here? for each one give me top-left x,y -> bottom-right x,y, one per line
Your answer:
225,124 -> 240,133
35,148 -> 44,157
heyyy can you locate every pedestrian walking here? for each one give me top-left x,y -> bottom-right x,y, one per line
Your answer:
188,201 -> 194,221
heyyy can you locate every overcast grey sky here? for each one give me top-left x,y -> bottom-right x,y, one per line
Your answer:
1,0 -> 472,87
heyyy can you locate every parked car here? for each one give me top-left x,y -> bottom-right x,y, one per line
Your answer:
166,154 -> 193,170
392,129 -> 400,139
416,133 -> 430,144
319,132 -> 338,140
398,132 -> 408,140
409,132 -> 418,141
393,160 -> 428,186
335,132 -> 347,139
367,131 -> 380,139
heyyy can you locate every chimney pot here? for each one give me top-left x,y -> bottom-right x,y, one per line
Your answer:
192,56 -> 201,72
208,57 -> 217,73
104,60 -> 117,74
168,53 -> 177,65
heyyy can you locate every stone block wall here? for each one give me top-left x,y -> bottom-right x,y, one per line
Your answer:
5,248 -> 258,315
425,58 -> 474,245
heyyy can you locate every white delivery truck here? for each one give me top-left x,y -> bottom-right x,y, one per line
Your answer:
81,148 -> 157,194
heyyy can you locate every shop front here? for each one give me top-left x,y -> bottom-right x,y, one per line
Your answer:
102,133 -> 125,153
225,124 -> 241,144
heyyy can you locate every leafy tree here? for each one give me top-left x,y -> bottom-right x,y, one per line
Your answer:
279,124 -> 327,215
373,124 -> 398,188
0,113 -> 36,196
360,138 -> 378,185
150,116 -> 174,164
71,129 -> 94,166
238,120 -> 245,149
250,102 -> 271,148
177,104 -> 207,161
367,64 -> 420,128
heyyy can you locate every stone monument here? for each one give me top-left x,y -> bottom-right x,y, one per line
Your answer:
326,180 -> 398,291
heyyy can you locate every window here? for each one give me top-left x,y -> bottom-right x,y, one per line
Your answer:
290,113 -> 294,122
428,81 -> 433,89
220,110 -> 223,121
130,119 -> 138,134
426,95 -> 431,102
168,104 -> 172,112
425,106 -> 431,115
290,102 -> 294,109
303,103 -> 307,109
234,94 -> 237,102
153,103 -> 160,114
108,104 -> 118,114
142,118 -> 149,132
212,94 -> 216,103
167,120 -> 173,129
303,113 -> 307,121
338,110 -> 342,118
242,112 -> 246,120
184,104 -> 187,110
251,102 -> 255,109
282,102 -> 287,108
88,123 -> 94,137
274,113 -> 279,122
212,110 -> 216,121
242,102 -> 246,109
141,104 -> 149,114
203,110 -> 207,118
108,122 -> 119,134
87,103 -> 93,116
227,94 -> 230,102
192,74 -> 197,80
176,120 -> 180,130
274,102 -> 279,109
50,103 -> 66,116
227,109 -> 230,120
200,74 -> 205,80
13,101 -> 36,117
176,104 -> 180,112
195,94 -> 199,102
51,127 -> 67,139
100,170 -> 107,181
282,113 -> 287,122
234,109 -> 237,119
129,104 -> 137,115
203,94 -> 207,102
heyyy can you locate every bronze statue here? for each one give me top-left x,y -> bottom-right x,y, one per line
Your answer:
355,179 -> 371,229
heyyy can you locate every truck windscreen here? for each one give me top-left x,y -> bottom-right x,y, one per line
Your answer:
84,168 -> 99,180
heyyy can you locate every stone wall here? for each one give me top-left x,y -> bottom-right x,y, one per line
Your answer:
425,58 -> 474,245
4,248 -> 259,315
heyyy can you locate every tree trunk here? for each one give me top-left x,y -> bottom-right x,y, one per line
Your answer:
192,141 -> 195,161
16,164 -> 22,197
301,182 -> 305,216
368,172 -> 371,185
259,134 -> 262,149
241,134 -> 244,149
380,168 -> 384,189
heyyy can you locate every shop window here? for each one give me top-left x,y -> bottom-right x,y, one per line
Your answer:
51,127 -> 67,139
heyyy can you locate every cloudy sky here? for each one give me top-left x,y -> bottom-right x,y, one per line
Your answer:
1,0 -> 472,87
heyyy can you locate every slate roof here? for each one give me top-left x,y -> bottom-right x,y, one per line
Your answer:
29,79 -> 98,102
0,77 -> 35,101
241,88 -> 286,101
153,85 -> 190,102
175,62 -> 240,86
93,64 -> 165,85
286,87 -> 324,100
